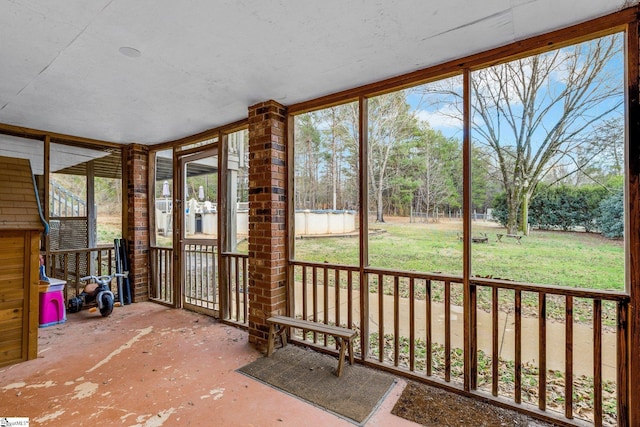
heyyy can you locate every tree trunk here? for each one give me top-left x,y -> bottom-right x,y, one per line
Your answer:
519,191 -> 531,235
376,186 -> 385,223
506,193 -> 520,234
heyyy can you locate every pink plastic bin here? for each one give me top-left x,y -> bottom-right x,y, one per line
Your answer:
39,280 -> 66,328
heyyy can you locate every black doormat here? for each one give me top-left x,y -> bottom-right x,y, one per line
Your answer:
237,345 -> 396,425
392,381 -> 557,427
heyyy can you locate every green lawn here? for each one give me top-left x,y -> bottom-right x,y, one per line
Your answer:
294,219 -> 624,291
112,215 -> 623,291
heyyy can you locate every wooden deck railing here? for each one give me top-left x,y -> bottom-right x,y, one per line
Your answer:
183,242 -> 217,311
222,252 -> 249,325
149,246 -> 174,305
289,260 -> 629,426
290,262 -> 361,353
468,277 -> 629,427
46,245 -> 116,300
147,248 -> 628,424
148,247 -> 250,325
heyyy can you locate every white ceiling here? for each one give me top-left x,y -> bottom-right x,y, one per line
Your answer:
0,0 -> 633,145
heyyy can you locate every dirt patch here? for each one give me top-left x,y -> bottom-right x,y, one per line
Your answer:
392,381 -> 558,427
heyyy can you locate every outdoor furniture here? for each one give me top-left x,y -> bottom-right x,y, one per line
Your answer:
457,232 -> 489,243
472,233 -> 488,243
266,315 -> 357,377
496,233 -> 524,244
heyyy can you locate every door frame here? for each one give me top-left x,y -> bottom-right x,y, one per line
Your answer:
174,145 -> 220,316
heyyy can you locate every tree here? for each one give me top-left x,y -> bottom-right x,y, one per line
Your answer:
384,130 -> 423,217
543,116 -> 624,193
412,125 -> 462,221
598,188 -> 624,239
428,33 -> 624,234
295,89 -> 469,221
367,91 -> 419,222
318,106 -> 352,210
294,104 -> 360,212
294,113 -> 322,209
471,145 -> 500,213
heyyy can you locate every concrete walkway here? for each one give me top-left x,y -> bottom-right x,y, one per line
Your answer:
294,285 -> 617,381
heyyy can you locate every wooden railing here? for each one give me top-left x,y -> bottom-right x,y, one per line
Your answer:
289,260 -> 629,426
222,252 -> 249,325
46,245 -> 116,300
183,242 -> 217,311
149,246 -> 173,305
290,261 -> 361,353
148,247 -> 250,325
146,249 -> 629,424
147,249 -> 628,423
468,277 -> 629,426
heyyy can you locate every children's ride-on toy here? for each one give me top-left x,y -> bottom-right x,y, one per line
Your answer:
67,273 -> 127,317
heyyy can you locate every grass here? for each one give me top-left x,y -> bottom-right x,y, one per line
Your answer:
96,215 -> 122,246
104,215 -> 624,291
294,219 -> 624,325
295,218 -> 624,291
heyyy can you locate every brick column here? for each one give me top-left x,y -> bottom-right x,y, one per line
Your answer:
124,144 -> 150,302
247,100 -> 287,349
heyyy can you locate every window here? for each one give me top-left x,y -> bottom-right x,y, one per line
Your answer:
225,129 -> 249,254
153,148 -> 174,246
49,142 -> 122,249
470,32 -> 625,290
367,77 -> 464,275
293,102 -> 360,265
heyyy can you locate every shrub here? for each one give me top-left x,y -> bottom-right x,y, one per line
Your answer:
494,184 -> 611,232
491,192 -> 511,227
598,189 -> 624,239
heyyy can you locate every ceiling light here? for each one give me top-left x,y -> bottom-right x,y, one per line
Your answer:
119,46 -> 142,58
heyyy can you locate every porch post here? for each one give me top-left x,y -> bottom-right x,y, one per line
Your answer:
247,100 -> 287,349
627,17 -> 640,426
124,143 -> 150,302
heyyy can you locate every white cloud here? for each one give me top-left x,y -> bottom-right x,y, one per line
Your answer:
415,106 -> 463,135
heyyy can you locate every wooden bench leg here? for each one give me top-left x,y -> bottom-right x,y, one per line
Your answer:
336,337 -> 346,377
347,338 -> 354,365
281,326 -> 288,348
267,323 -> 290,357
267,323 -> 276,357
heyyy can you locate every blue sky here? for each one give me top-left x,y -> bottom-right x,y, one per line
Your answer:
403,31 -> 625,150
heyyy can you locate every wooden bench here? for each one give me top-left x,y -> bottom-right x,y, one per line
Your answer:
496,233 -> 524,244
266,316 -> 357,377
457,232 -> 488,243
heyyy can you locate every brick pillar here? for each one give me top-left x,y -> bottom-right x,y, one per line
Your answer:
247,100 -> 287,349
125,144 -> 150,302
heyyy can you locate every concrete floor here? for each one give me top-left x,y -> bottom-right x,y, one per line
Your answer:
0,302 -> 416,427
